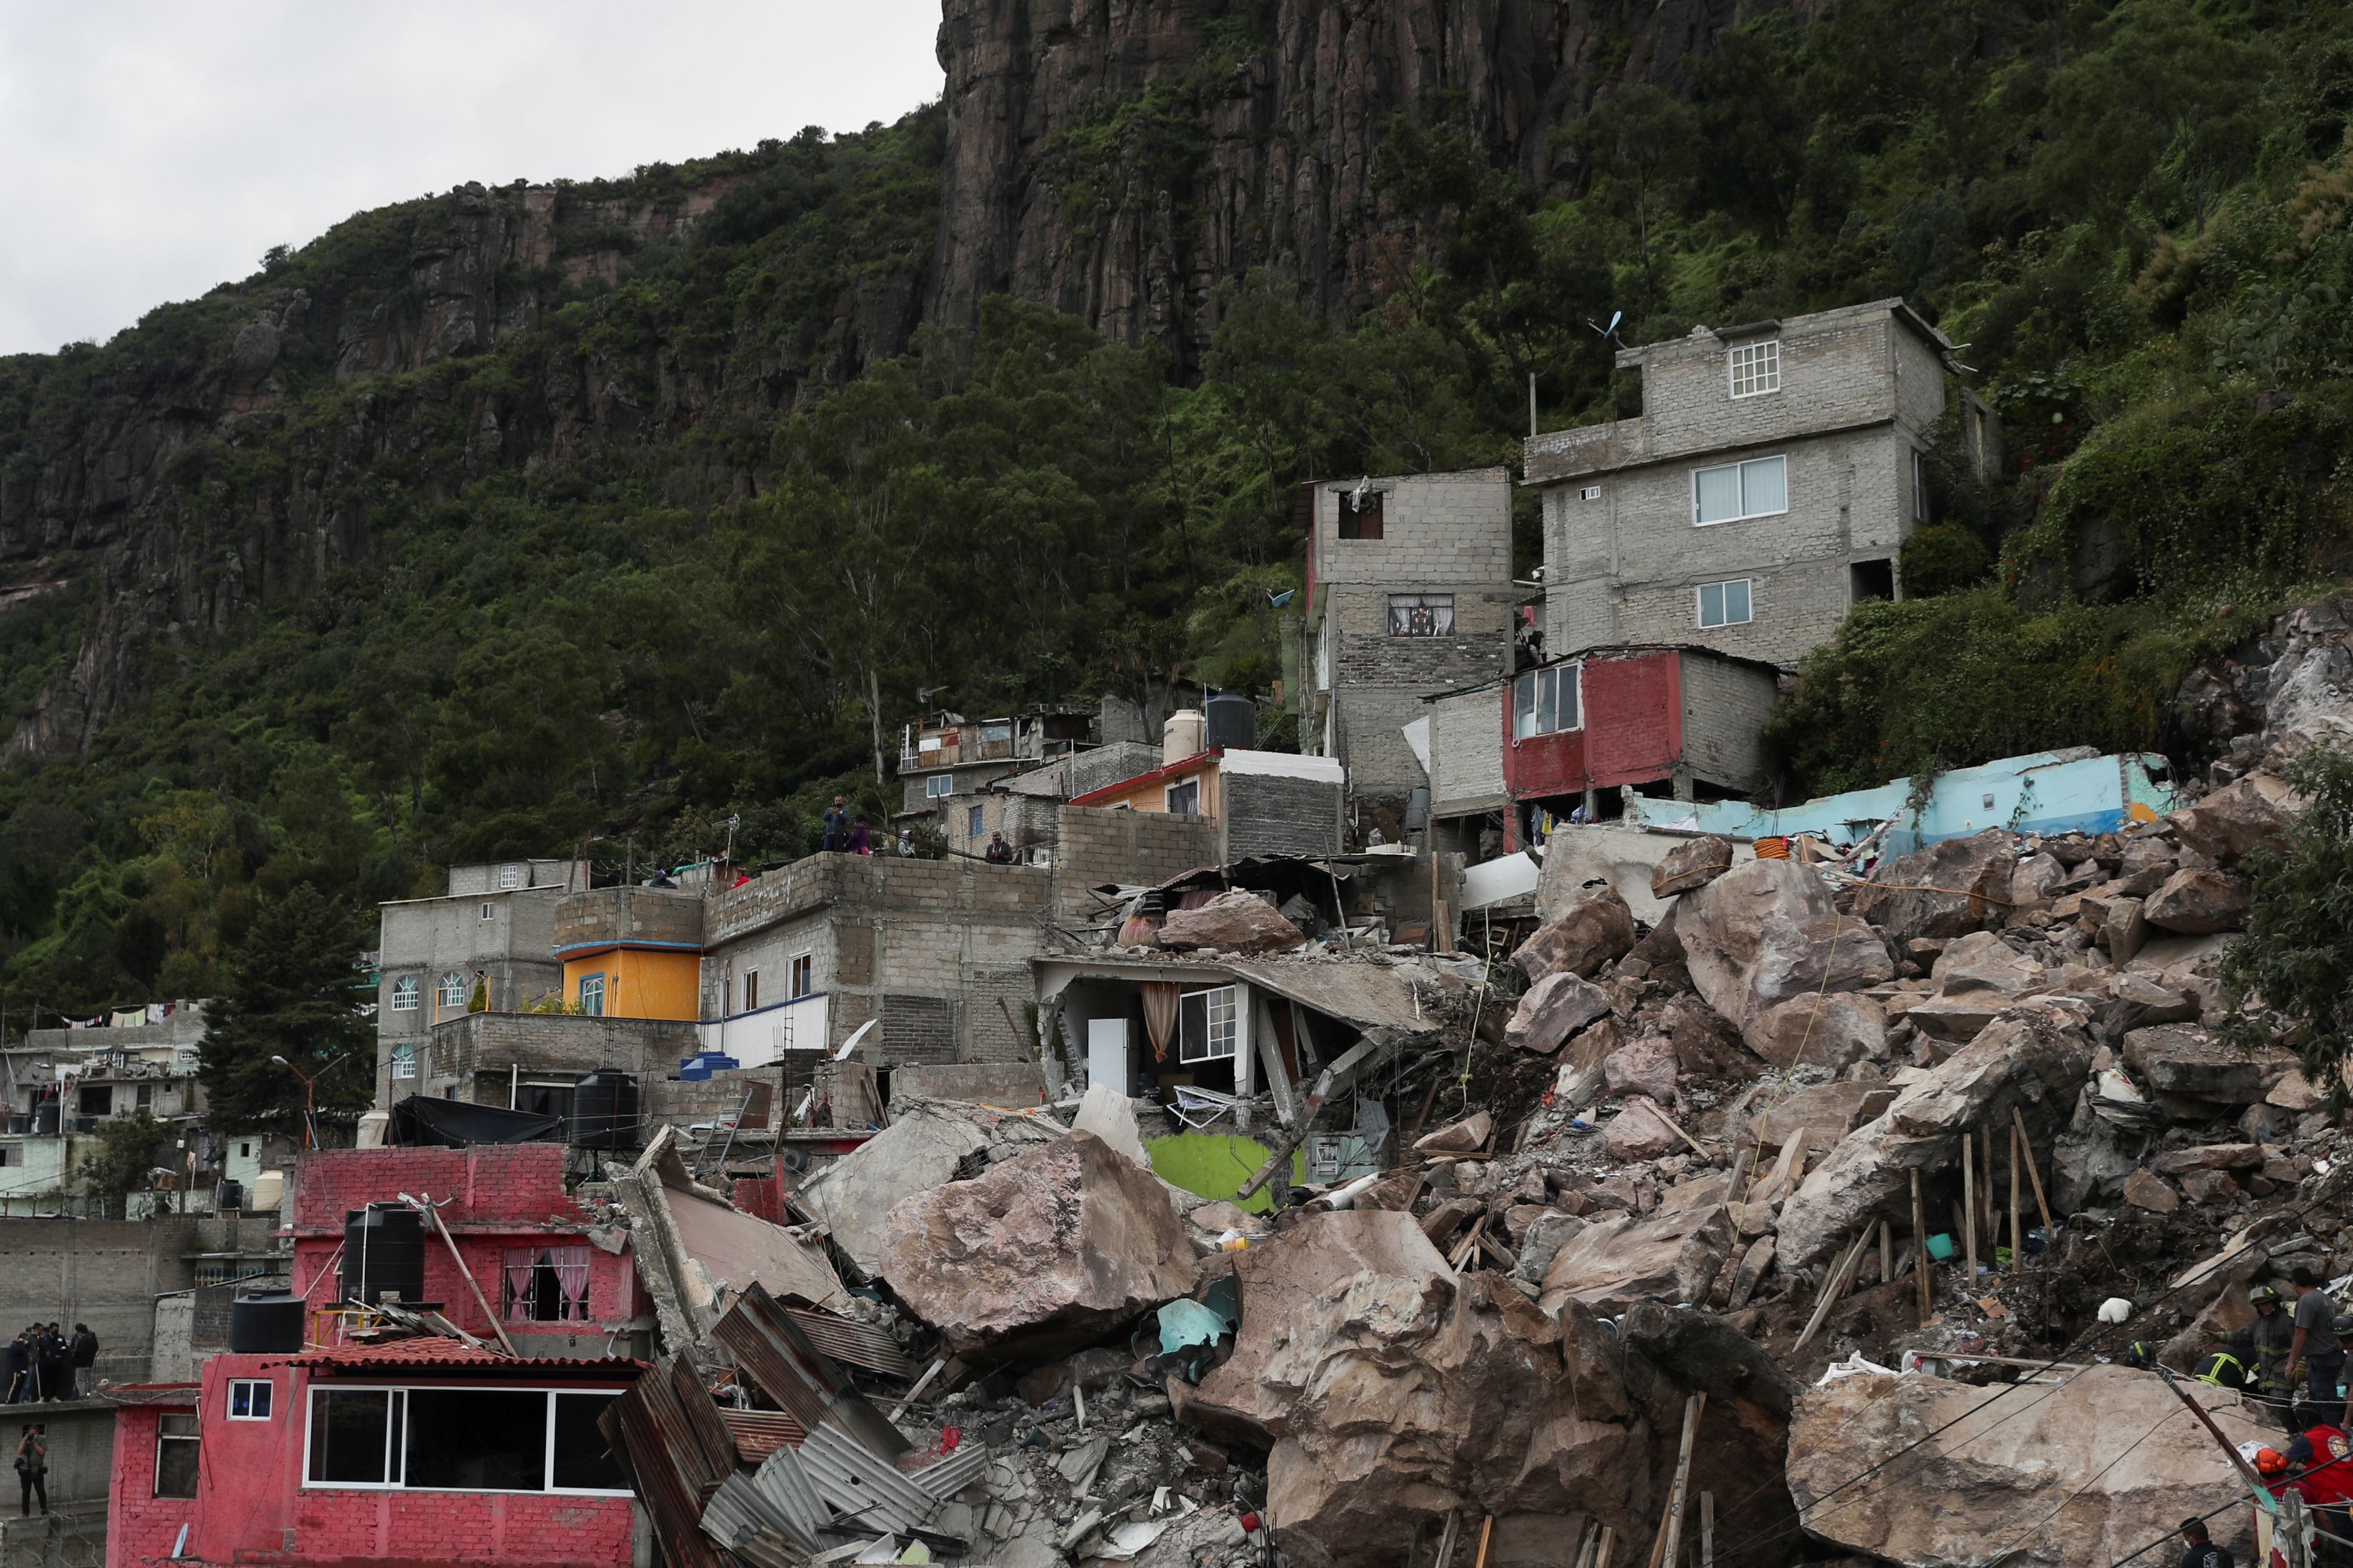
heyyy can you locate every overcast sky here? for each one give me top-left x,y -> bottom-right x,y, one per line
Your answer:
0,2 -> 945,357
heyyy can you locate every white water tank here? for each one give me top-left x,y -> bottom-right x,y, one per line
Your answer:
1163,709 -> 1206,765
250,1169 -> 287,1214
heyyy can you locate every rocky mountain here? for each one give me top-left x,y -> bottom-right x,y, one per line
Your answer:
930,0 -> 1780,373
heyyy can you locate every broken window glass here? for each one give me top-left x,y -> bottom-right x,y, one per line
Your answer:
552,1393 -> 627,1492
1178,986 -> 1239,1063
155,1413 -> 201,1498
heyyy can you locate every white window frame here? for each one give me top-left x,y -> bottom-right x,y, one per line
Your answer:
228,1378 -> 274,1421
497,864 -> 521,890
390,1044 -> 419,1082
1691,455 -> 1788,526
1166,779 -> 1202,815
1728,339 -> 1781,398
1512,664 -> 1583,741
437,972 -> 467,1010
925,774 -> 953,800
388,976 -> 419,1012
577,974 -> 605,1017
1696,579 -> 1755,629
1178,985 -> 1239,1064
299,1383 -> 630,1497
479,903 -> 495,922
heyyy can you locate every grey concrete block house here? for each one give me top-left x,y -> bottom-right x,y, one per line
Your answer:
1523,299 -> 2001,669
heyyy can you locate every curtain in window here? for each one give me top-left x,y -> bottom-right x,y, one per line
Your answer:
1140,983 -> 1180,1064
503,1253 -> 536,1317
553,1249 -> 592,1320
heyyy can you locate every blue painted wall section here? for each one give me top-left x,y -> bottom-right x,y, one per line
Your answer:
1625,749 -> 2181,853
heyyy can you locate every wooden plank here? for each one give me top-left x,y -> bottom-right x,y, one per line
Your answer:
2009,1124 -> 2024,1273
1648,1393 -> 1706,1568
1961,1130 -> 1978,1289
1701,1492 -> 1715,1568
1794,1230 -> 1872,1353
1474,1514 -> 1496,1568
2012,1105 -> 2058,1246
426,1198 -> 516,1356
1595,1526 -> 1616,1568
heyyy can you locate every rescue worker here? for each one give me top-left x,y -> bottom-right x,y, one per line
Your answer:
2286,1267 -> 2344,1417
2287,1427 -> 2353,1565
2179,1517 -> 2232,1568
2227,1285 -> 2301,1433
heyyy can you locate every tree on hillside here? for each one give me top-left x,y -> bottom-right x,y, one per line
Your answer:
198,884 -> 372,1134
81,1109 -> 177,1199
2220,745 -> 2353,1096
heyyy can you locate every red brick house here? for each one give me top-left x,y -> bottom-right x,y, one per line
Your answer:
106,1342 -> 643,1568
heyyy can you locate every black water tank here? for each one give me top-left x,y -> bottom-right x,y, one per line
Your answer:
569,1071 -> 640,1151
33,1103 -> 58,1136
228,1290 -> 305,1354
1204,692 -> 1256,754
341,1204 -> 427,1306
215,1179 -> 244,1214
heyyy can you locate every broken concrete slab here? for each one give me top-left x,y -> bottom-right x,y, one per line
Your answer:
2168,774 -> 2304,865
1677,859 -> 1894,1057
1752,992 -> 1886,1070
1538,1203 -> 1734,1315
1071,1082 -> 1150,1167
1651,836 -> 1736,898
1851,829 -> 2017,944
877,1131 -> 1199,1359
1512,887 -> 1638,983
1791,1367 -> 2249,1568
1504,972 -> 1614,1054
1157,889 -> 1305,954
2141,867 -> 2252,934
794,1099 -> 1063,1276
1775,1004 -> 2095,1269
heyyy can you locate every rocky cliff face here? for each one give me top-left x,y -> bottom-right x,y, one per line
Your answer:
929,0 -> 1781,374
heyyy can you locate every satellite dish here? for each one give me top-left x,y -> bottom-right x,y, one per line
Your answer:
1606,310 -> 1622,336
1268,589 -> 1295,608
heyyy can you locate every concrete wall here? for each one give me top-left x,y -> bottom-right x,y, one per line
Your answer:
1054,807 -> 1219,913
419,1014 -> 697,1109
553,887 -> 705,957
1223,773 -> 1343,861
1676,652 -> 1781,794
1528,301 -> 1949,671
1428,686 -> 1506,817
375,888 -> 567,1109
0,1214 -> 276,1385
1301,468 -> 1515,804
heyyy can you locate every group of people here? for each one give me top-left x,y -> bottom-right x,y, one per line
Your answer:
1,1324 -> 96,1406
821,797 -> 919,858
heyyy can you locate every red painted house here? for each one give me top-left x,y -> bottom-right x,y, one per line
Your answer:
106,1144 -> 652,1568
289,1144 -> 644,1356
106,1342 -> 644,1568
1426,646 -> 1780,850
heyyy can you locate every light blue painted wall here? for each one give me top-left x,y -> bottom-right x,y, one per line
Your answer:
1626,749 -> 2180,854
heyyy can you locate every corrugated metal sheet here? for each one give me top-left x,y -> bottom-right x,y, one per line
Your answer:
719,1407 -> 807,1464
602,1369 -> 729,1568
714,1282 -> 908,1457
797,1424 -> 945,1537
905,1442 -> 989,1501
670,1356 -> 741,1482
785,1307 -> 917,1380
747,1444 -> 835,1544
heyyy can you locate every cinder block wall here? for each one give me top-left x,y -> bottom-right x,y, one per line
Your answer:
553,887 -> 705,951
0,1218 -> 213,1384
1677,654 -> 1781,792
1224,774 -> 1343,859
423,1014 -> 697,1103
1053,807 -> 1219,914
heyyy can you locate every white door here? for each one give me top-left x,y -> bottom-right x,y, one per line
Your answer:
1086,1019 -> 1130,1097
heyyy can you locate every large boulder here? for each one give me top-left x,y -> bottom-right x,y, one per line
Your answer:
1775,1002 -> 2094,1270
793,1099 -> 1063,1274
1539,1204 -> 1735,1315
1931,931 -> 2044,994
2121,1024 -> 2292,1109
1851,829 -> 2018,944
1505,972 -> 1614,1054
2169,774 -> 2304,865
1158,890 -> 1304,954
1601,1097 -> 1687,1159
2141,867 -> 2252,934
877,1131 -> 1198,1358
1651,836 -> 1735,898
1513,888 -> 1638,983
1788,1367 -> 2250,1568
1752,992 -> 1886,1069
1677,859 -> 1893,1057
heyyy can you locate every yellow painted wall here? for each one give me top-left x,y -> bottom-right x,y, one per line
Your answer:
562,947 -> 701,1020
1084,761 -> 1223,819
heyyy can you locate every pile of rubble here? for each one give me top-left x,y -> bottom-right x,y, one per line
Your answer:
604,604 -> 2353,1568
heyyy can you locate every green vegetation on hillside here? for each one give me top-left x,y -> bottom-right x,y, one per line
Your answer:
7,0 -> 2353,1030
